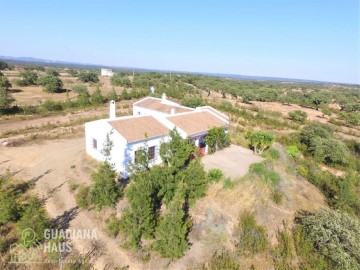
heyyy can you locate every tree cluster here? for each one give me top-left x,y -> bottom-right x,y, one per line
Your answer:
77,72 -> 99,83
119,129 -> 208,258
300,123 -> 350,166
205,127 -> 230,154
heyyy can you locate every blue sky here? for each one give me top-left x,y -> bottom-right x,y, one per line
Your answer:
1,0 -> 359,84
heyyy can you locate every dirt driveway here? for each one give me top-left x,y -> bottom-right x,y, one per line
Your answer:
202,145 -> 264,179
0,137 -> 143,269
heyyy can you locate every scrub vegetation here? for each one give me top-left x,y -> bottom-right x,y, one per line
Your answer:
0,60 -> 359,269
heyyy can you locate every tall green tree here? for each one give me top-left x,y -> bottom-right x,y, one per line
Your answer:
160,129 -> 195,171
120,172 -> 158,249
153,184 -> 190,258
16,198 -> 49,247
91,86 -> 105,104
89,162 -> 120,210
177,160 -> 207,206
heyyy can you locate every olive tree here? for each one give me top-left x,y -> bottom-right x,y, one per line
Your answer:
0,89 -> 15,109
247,131 -> 275,155
301,210 -> 360,270
0,76 -> 12,90
78,72 -> 99,83
37,75 -> 63,93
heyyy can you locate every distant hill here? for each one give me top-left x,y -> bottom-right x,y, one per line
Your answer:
0,55 -> 353,85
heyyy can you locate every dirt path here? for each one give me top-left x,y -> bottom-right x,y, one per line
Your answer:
0,137 -> 142,269
0,101 -> 134,137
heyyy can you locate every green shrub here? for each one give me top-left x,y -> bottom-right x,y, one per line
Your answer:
234,212 -> 268,256
78,72 -> 99,83
300,210 -> 360,270
205,127 -> 230,154
16,70 -> 38,86
0,188 -> 21,224
45,68 -> 59,76
68,181 -> 78,192
289,110 -> 308,123
223,177 -> 234,189
300,123 -> 333,148
41,100 -> 64,111
292,225 -> 329,270
207,168 -> 224,183
263,148 -> 280,160
106,214 -> 121,237
181,96 -> 206,108
37,75 -> 63,93
0,236 -> 6,253
250,162 -> 267,175
264,170 -> 281,187
16,198 -> 49,247
207,251 -> 241,270
311,138 -> 350,166
286,145 -> 299,158
111,73 -> 132,87
72,84 -> 88,95
273,229 -> 296,270
75,185 -> 91,209
276,229 -> 295,260
91,87 -> 106,105
272,190 -> 284,204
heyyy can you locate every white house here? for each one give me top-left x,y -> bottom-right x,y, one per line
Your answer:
85,94 -> 229,177
100,68 -> 114,77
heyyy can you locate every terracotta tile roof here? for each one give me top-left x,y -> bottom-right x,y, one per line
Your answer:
197,106 -> 230,121
108,116 -> 170,143
135,98 -> 193,114
167,111 -> 228,136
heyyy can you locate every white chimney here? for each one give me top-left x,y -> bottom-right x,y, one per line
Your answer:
170,108 -> 176,115
109,100 -> 116,119
161,93 -> 167,103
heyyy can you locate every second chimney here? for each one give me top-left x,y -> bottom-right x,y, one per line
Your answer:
109,100 -> 116,119
161,93 -> 167,103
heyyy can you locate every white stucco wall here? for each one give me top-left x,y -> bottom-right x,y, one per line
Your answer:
100,69 -> 114,76
85,119 -> 114,163
85,118 -> 171,177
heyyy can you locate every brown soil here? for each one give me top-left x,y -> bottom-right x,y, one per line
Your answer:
3,71 -> 125,106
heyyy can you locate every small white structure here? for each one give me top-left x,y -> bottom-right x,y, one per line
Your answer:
150,86 -> 155,94
85,94 -> 229,177
101,68 -> 114,77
